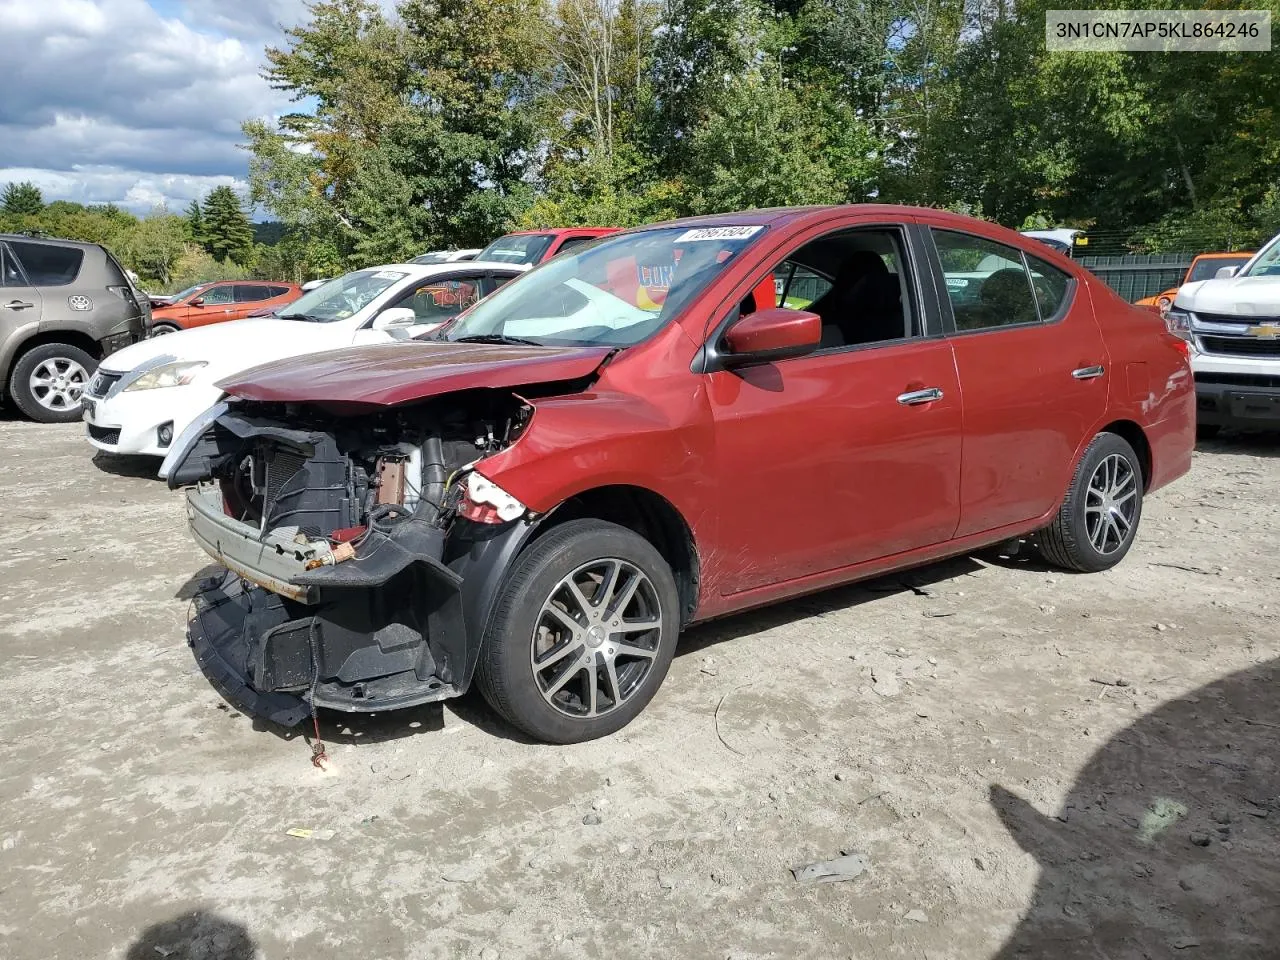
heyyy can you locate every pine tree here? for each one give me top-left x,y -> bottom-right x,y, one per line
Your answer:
200,187 -> 254,264
1,181 -> 44,217
184,198 -> 205,245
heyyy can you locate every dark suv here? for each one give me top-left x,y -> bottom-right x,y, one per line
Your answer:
1,235 -> 148,422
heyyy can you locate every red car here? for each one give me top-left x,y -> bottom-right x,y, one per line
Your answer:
166,206 -> 1193,743
149,281 -> 303,334
476,227 -> 620,266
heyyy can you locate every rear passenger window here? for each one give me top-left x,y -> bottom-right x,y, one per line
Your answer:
269,285 -> 292,298
9,241 -> 84,286
933,230 -> 1038,331
1025,254 -> 1072,319
234,284 -> 271,302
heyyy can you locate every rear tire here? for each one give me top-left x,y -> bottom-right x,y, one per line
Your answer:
1038,432 -> 1143,573
1196,424 -> 1221,441
8,342 -> 97,423
476,519 -> 680,744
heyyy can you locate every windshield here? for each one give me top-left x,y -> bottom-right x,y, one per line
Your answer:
440,225 -> 766,347
277,268 -> 408,322
411,252 -> 450,264
1189,256 -> 1251,282
477,233 -> 555,265
1239,236 -> 1280,278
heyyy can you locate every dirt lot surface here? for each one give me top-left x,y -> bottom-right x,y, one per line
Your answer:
1,418 -> 1277,960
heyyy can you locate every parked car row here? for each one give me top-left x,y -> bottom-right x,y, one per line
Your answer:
120,205 -> 1194,744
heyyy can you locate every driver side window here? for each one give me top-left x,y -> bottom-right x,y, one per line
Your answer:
739,228 -> 916,352
200,285 -> 235,305
387,276 -> 484,323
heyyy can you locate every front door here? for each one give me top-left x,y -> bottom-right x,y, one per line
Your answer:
187,283 -> 237,327
707,224 -> 963,595
929,228 -> 1109,535
352,272 -> 502,344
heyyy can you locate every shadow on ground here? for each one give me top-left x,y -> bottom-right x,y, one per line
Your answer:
989,657 -> 1279,958
677,553 -> 986,657
1197,429 -> 1280,458
125,909 -> 256,960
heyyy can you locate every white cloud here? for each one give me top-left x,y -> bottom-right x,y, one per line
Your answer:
0,165 -> 244,212
0,0 -> 297,212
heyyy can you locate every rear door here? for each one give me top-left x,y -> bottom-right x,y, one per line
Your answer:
231,283 -> 274,319
0,242 -> 43,330
706,219 -> 964,594
927,227 -> 1108,536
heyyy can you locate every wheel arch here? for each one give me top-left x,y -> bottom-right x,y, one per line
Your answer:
2,330 -> 102,397
531,484 -> 700,626
449,483 -> 701,696
1098,419 -> 1152,491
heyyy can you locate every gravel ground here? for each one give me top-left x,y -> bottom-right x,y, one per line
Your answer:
0,418 -> 1276,960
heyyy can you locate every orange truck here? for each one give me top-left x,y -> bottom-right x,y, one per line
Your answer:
1137,252 -> 1253,314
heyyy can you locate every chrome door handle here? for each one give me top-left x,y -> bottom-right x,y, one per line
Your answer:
1072,365 -> 1105,380
4,300 -> 34,311
897,387 -> 944,405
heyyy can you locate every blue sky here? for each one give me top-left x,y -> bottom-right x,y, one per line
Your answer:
0,0 -> 326,213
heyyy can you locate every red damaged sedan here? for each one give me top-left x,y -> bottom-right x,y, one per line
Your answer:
163,205 -> 1193,743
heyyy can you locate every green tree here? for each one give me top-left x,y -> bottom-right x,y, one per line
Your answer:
200,186 -> 255,264
184,199 -> 205,245
121,212 -> 189,285
1,181 -> 44,217
686,65 -> 881,213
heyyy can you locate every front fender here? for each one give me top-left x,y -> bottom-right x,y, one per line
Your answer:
477,385 -> 716,543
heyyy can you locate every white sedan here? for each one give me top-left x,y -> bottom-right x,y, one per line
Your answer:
82,261 -> 521,469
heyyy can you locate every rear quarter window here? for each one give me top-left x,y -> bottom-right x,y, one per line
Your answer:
9,241 -> 84,286
1026,254 -> 1073,319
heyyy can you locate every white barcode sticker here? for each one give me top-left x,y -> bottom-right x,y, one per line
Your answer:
674,225 -> 763,243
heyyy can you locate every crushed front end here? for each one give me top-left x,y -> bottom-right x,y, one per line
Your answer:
170,394 -> 534,725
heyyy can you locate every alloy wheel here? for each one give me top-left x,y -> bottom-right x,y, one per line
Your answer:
530,558 -> 663,719
29,357 -> 89,412
1084,453 -> 1138,555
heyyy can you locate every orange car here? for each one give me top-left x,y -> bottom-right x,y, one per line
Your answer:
1137,252 -> 1253,314
148,280 -> 303,334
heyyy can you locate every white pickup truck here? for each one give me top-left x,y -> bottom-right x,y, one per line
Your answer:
1168,231 -> 1280,436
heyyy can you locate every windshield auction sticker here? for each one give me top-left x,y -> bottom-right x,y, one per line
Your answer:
1047,10 -> 1271,51
675,226 -> 764,242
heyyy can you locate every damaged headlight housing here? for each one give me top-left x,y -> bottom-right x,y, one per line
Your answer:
459,472 -> 527,524
124,360 -> 209,391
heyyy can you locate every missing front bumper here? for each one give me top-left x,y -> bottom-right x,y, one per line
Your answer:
188,572 -> 467,725
184,486 -> 473,725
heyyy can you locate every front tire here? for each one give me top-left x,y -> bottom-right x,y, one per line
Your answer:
8,342 -> 97,423
1196,424 -> 1221,441
1038,433 -> 1144,573
476,519 -> 681,744
150,323 -> 181,336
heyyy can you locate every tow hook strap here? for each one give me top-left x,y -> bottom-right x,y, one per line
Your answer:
306,621 -> 329,769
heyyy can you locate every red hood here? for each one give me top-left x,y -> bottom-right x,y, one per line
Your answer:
217,341 -> 613,408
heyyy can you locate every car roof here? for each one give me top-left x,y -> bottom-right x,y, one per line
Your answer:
1193,251 -> 1254,260
0,233 -> 103,251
